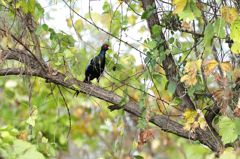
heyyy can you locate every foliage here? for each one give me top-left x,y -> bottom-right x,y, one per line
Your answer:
1,0 -> 240,158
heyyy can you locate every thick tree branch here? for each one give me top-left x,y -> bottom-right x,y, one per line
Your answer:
0,50 -> 221,152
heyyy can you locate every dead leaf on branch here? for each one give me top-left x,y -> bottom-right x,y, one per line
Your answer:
219,6 -> 239,24
234,107 -> 240,117
213,89 -> 233,114
233,68 -> 240,83
182,21 -> 191,29
220,61 -> 232,74
17,130 -> 28,141
214,72 -> 228,86
180,59 -> 202,87
203,59 -> 219,76
203,59 -> 232,77
213,89 -> 233,102
183,109 -> 207,137
138,129 -> 155,149
196,3 -> 203,11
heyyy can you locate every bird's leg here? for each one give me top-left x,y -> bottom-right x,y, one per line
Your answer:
97,80 -> 101,88
88,75 -> 91,83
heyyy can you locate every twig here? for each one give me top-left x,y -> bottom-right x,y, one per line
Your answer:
57,85 -> 71,138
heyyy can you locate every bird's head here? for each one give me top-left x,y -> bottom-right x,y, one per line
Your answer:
102,44 -> 109,51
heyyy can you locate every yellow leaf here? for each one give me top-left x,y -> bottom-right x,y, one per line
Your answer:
219,61 -> 232,74
172,0 -> 187,15
181,59 -> 202,87
2,0 -> 6,6
195,59 -> 202,72
180,73 -> 191,82
17,130 -> 28,141
66,18 -> 72,28
231,42 -> 240,54
233,68 -> 240,83
203,59 -> 219,76
183,109 -> 197,123
183,122 -> 191,131
33,105 -> 38,117
198,117 -> 207,130
219,6 -> 239,24
229,8 -> 239,23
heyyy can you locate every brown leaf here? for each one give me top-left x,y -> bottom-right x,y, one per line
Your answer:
203,59 -> 219,76
182,21 -> 190,29
17,130 -> 28,141
214,72 -> 228,86
138,129 -> 155,149
196,3 -> 203,11
143,129 -> 155,140
234,107 -> 240,117
213,89 -> 224,101
137,131 -> 146,149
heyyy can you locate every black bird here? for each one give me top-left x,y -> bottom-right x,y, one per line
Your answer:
74,44 -> 109,97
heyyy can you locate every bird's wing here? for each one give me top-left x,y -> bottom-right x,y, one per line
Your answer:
86,57 -> 94,71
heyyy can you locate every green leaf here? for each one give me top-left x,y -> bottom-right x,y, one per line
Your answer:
148,41 -> 156,49
153,73 -> 162,84
133,155 -> 144,159
119,109 -> 125,117
169,98 -> 182,106
147,11 -> 153,18
139,99 -> 144,108
234,118 -> 240,135
117,117 -> 122,127
35,25 -> 42,35
137,118 -> 147,130
106,151 -> 111,156
64,76 -> 70,81
141,93 -> 148,100
188,87 -> 195,96
42,24 -> 48,31
146,5 -> 152,10
190,0 -> 201,18
121,20 -> 128,25
152,24 -> 161,34
132,141 -> 138,149
178,1 -> 194,22
214,18 -> 226,38
119,96 -> 126,105
42,137 -> 48,144
36,10 -> 44,18
141,11 -> 149,19
21,1 -> 28,14
204,23 -> 214,46
169,37 -> 174,44
219,117 -> 238,144
140,84 -> 145,91
168,82 -> 176,94
14,139 -> 32,155
142,109 -> 147,118
46,144 -> 56,157
27,0 -> 35,13
75,53 -> 87,62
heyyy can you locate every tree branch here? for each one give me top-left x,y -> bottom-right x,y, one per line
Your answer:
0,49 -> 221,152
